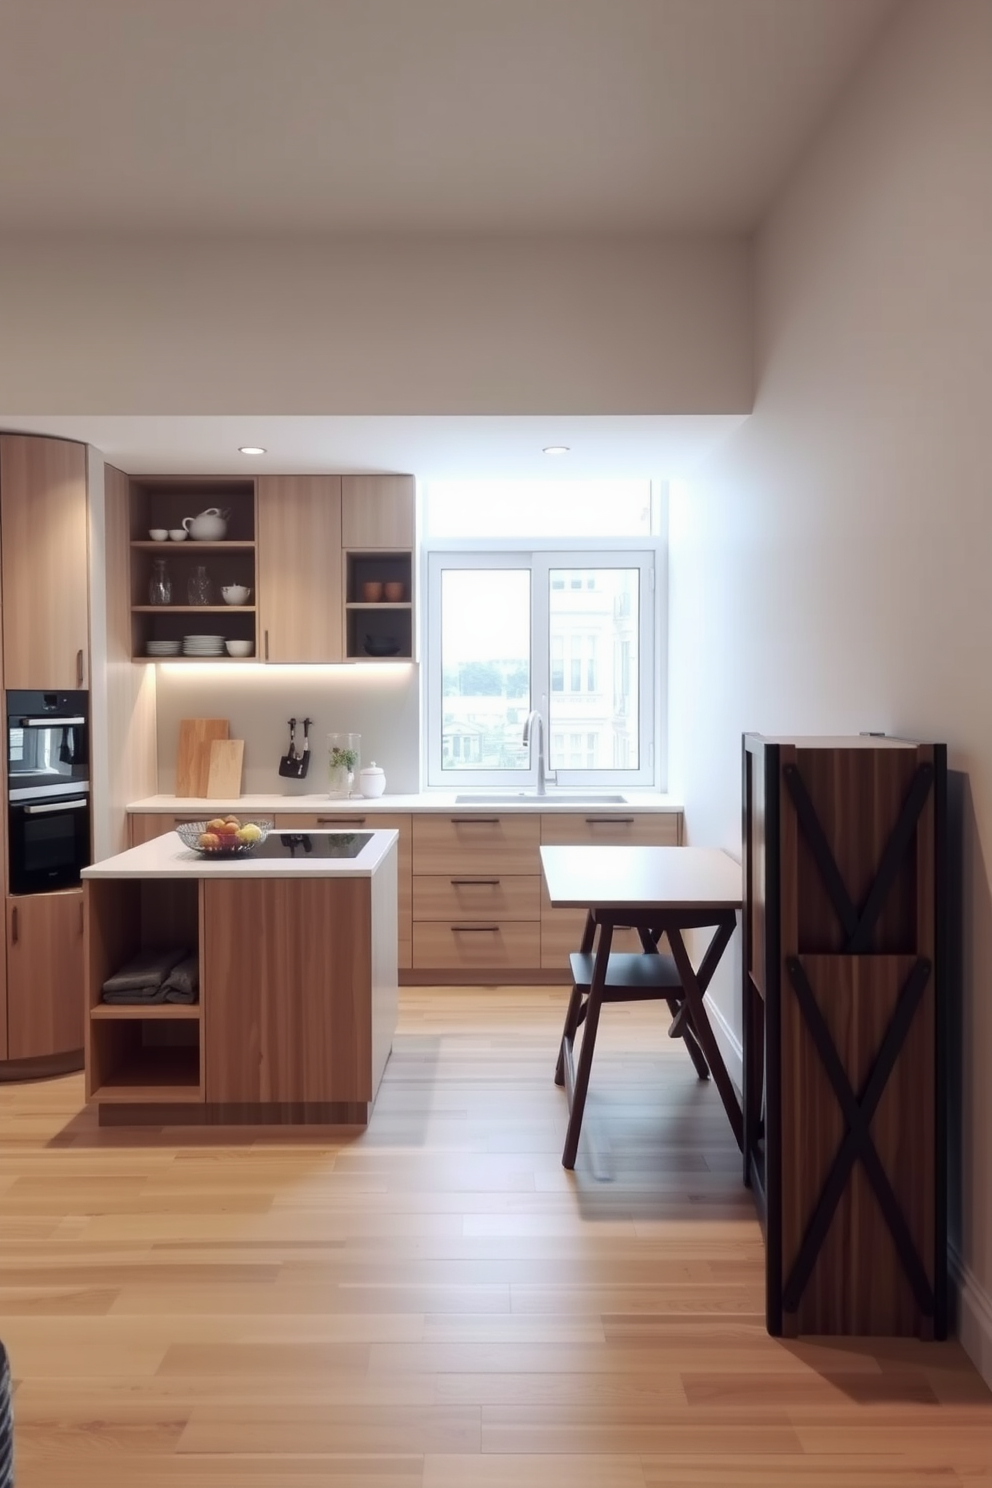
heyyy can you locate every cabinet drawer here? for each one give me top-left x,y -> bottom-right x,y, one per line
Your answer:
413,874 -> 540,921
274,812 -> 411,970
540,812 -> 681,847
413,814 -> 541,875
413,920 -> 541,971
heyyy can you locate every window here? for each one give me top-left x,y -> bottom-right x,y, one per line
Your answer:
425,545 -> 659,788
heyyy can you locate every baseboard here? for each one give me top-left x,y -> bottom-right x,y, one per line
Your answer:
950,1244 -> 992,1387
707,999 -> 744,1093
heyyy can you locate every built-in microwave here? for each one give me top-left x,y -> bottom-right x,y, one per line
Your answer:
6,690 -> 91,894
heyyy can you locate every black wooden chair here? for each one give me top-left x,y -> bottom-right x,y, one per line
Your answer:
554,923 -> 713,1166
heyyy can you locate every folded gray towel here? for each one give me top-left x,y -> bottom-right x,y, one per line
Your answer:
102,986 -> 170,1004
162,955 -> 198,1000
102,948 -> 187,995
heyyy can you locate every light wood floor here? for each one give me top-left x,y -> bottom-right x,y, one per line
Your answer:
0,986 -> 989,1487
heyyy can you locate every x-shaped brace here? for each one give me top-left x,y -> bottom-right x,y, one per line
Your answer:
782,955 -> 934,1316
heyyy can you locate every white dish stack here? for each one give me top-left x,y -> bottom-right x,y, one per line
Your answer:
145,639 -> 182,657
182,634 -> 226,657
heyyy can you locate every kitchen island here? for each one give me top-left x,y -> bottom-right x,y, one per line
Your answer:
82,828 -> 398,1127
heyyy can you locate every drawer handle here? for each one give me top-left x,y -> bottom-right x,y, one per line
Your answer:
451,925 -> 499,933
451,878 -> 500,886
449,817 -> 500,824
318,816 -> 367,824
586,817 -> 635,824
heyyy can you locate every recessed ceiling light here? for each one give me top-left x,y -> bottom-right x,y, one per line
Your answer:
542,445 -> 570,456
238,445 -> 266,456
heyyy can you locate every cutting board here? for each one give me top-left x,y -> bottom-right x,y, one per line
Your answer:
175,718 -> 229,797
205,739 -> 244,799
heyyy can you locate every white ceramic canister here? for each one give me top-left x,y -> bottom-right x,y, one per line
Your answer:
358,762 -> 386,798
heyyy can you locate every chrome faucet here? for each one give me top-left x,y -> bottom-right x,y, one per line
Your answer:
522,709 -> 556,795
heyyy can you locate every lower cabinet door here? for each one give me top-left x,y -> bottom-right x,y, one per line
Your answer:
202,877 -> 374,1104
6,889 -> 85,1060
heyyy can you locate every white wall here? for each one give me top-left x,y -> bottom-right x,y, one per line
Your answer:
154,665 -> 421,797
669,0 -> 992,1379
0,236 -> 750,416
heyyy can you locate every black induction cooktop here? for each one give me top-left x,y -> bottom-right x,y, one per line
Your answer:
253,831 -> 374,860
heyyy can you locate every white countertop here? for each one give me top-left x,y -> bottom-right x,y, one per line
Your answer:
126,791 -> 683,815
84,827 -> 399,880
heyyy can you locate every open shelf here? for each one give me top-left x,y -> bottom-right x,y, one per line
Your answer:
345,602 -> 412,611
91,1003 -> 200,1020
89,1039 -> 201,1102
131,540 -> 255,552
129,477 -> 258,664
86,878 -> 204,1104
344,551 -> 414,659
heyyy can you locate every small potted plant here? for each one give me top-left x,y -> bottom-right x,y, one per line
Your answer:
327,733 -> 360,797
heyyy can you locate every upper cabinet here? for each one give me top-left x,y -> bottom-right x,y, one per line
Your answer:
0,434 -> 89,689
126,477 -> 257,662
341,475 -> 415,548
123,468 -> 415,665
342,475 -> 415,662
257,476 -> 343,663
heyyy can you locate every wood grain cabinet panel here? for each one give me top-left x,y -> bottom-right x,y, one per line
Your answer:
413,920 -> 541,972
202,877 -> 374,1104
0,435 -> 88,689
257,475 -> 343,663
412,814 -> 541,876
539,812 -> 682,847
413,874 -> 540,922
341,475 -> 415,548
6,889 -> 84,1059
274,813 -> 412,970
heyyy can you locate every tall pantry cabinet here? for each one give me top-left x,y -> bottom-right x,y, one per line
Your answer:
0,434 -> 90,1070
0,435 -> 89,689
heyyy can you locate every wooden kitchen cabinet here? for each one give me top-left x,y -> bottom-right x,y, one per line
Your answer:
0,435 -> 89,689
257,475 -> 343,663
202,876 -> 381,1105
409,808 -> 684,979
341,475 -> 415,549
6,889 -> 85,1060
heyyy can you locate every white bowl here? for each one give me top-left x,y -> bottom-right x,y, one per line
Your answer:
168,529 -> 188,541
148,528 -> 169,541
221,586 -> 251,605
225,639 -> 254,657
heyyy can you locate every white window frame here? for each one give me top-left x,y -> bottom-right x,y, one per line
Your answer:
423,538 -> 664,790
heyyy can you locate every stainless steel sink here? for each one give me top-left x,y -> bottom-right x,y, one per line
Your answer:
454,793 -> 627,804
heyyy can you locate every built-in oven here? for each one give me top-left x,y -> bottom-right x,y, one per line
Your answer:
6,690 -> 91,895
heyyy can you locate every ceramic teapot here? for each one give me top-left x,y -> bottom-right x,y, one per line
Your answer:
182,507 -> 229,541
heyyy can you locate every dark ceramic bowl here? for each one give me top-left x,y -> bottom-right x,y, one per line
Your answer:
364,635 -> 401,656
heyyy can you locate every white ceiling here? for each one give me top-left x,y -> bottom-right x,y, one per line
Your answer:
0,414 -> 745,479
0,0 -> 899,236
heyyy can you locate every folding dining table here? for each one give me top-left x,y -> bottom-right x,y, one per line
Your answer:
539,844 -> 744,1169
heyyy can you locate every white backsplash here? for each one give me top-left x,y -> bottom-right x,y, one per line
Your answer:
155,664 -> 421,796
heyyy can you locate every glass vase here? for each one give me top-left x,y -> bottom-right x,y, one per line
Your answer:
187,564 -> 213,605
327,732 -> 361,798
148,558 -> 172,605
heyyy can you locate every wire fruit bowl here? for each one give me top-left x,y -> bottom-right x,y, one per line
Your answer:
175,819 -> 273,857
